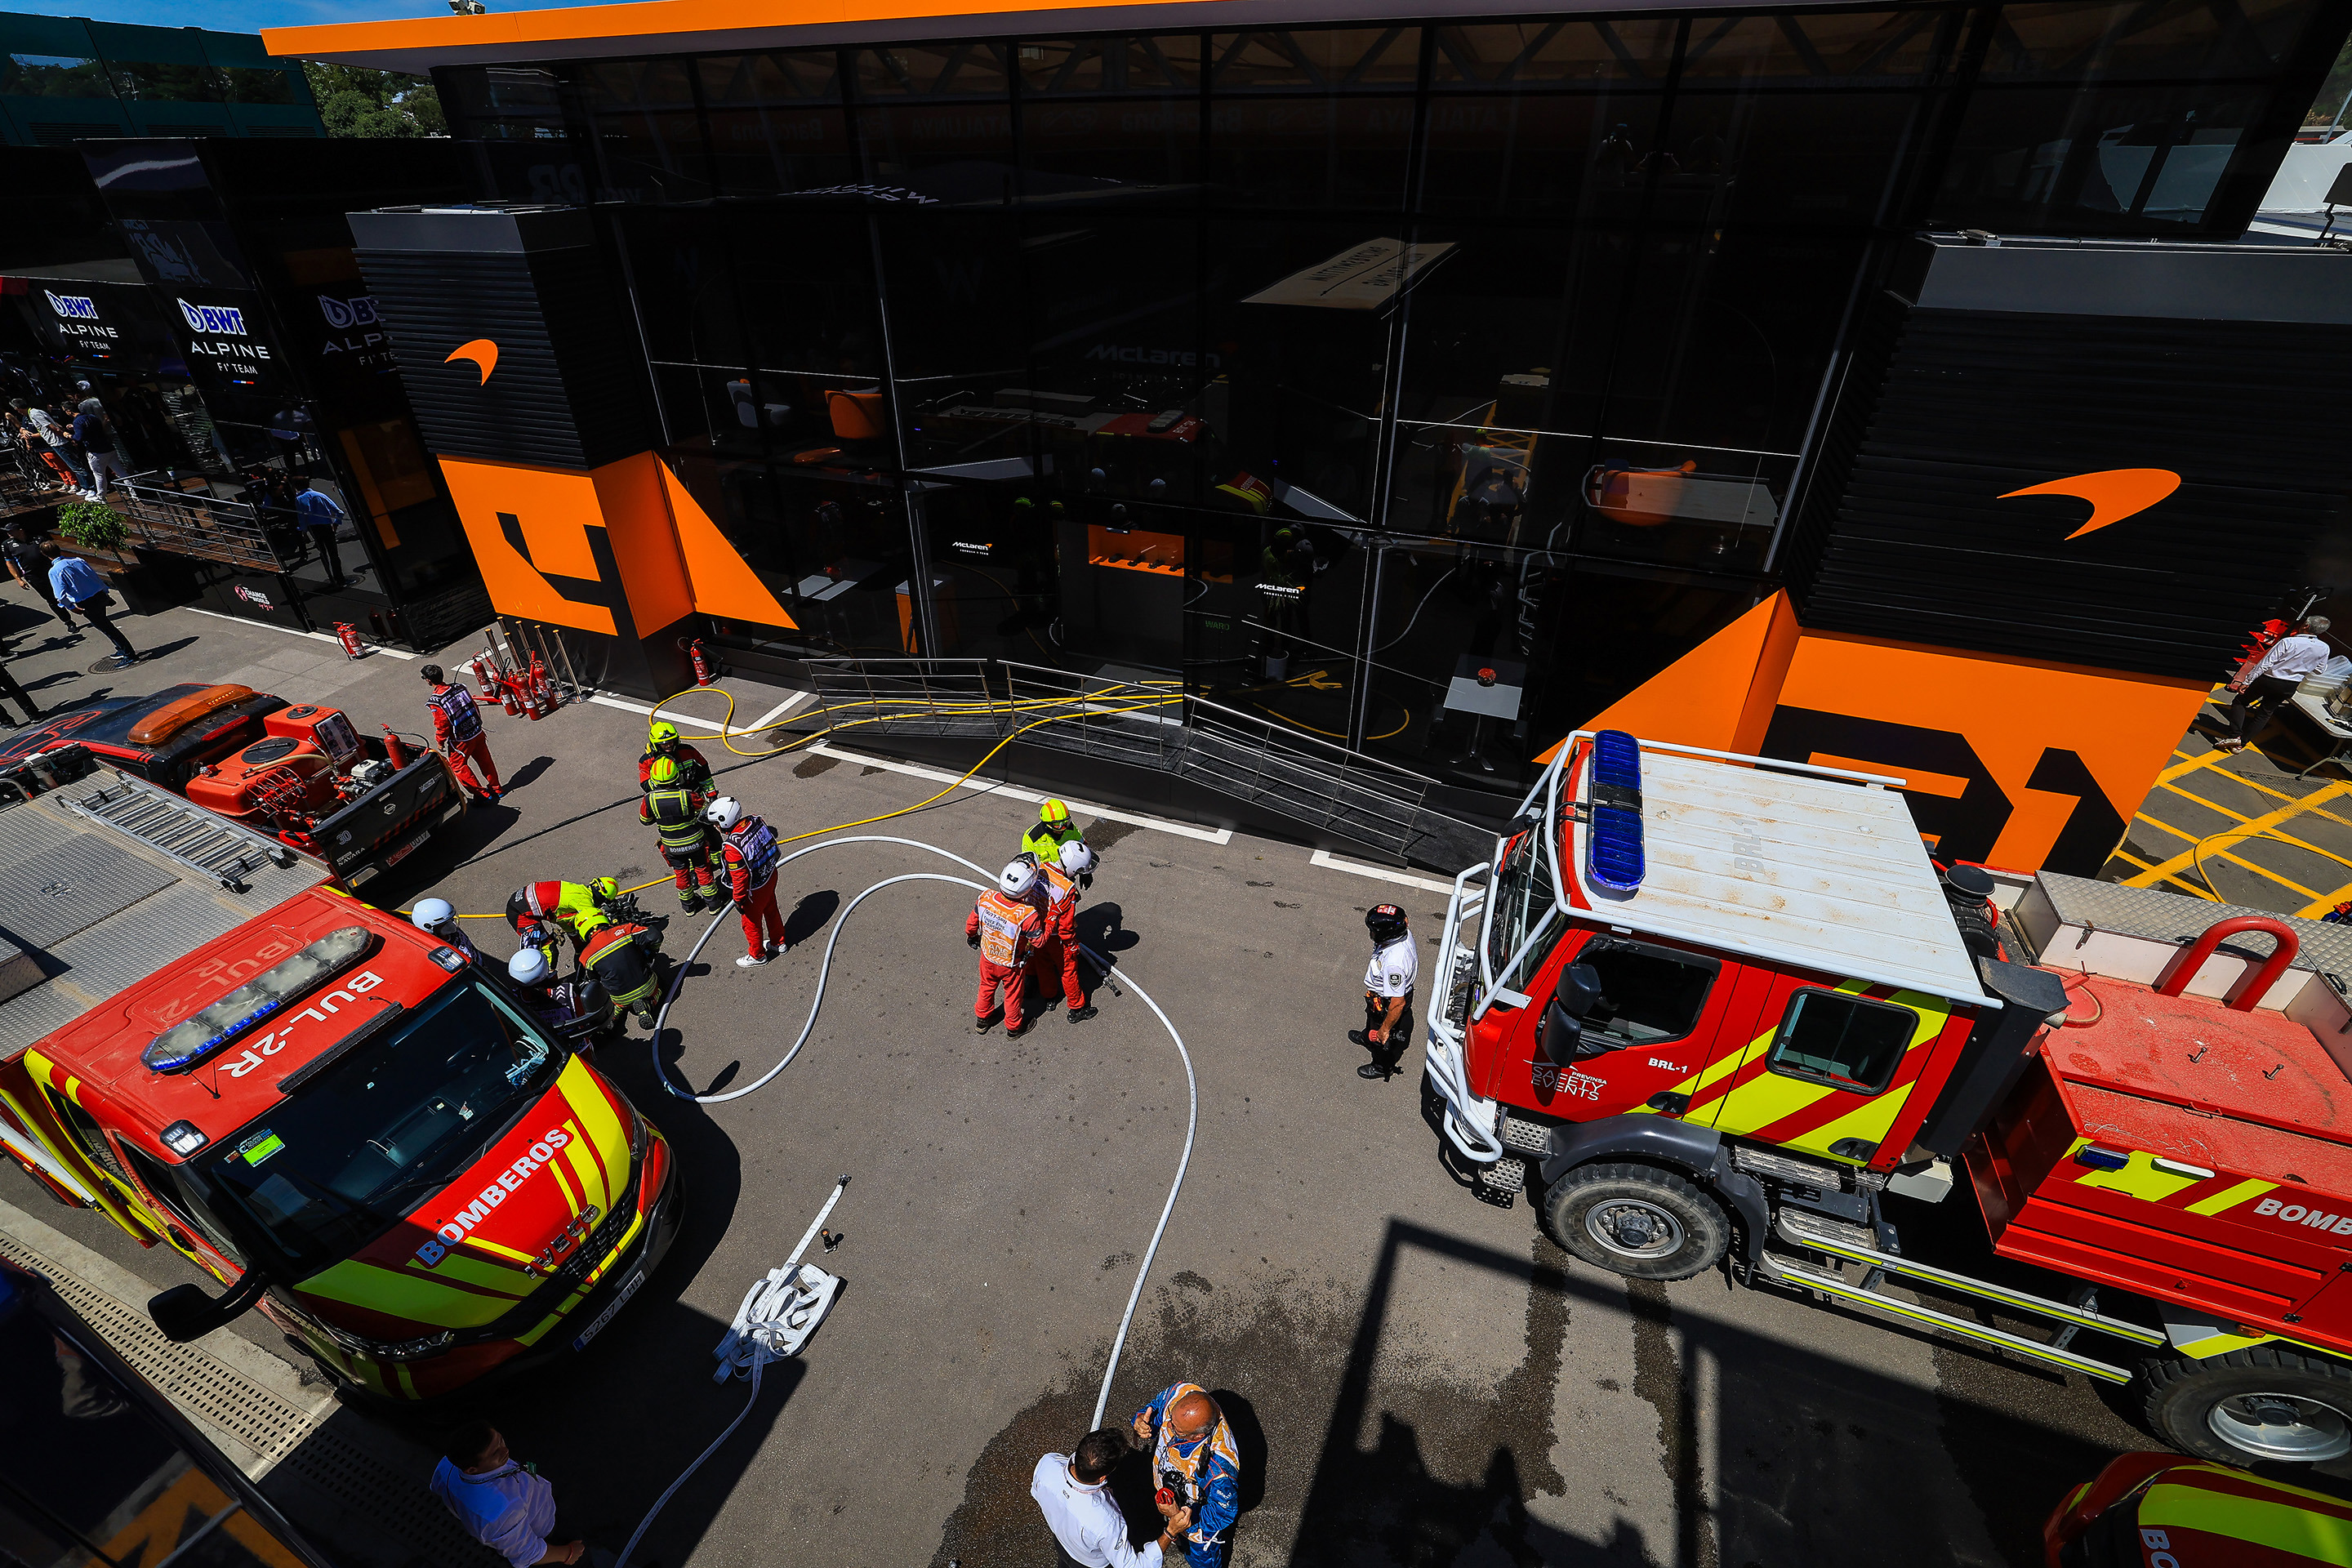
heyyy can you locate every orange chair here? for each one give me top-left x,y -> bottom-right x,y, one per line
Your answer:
826,390 -> 887,442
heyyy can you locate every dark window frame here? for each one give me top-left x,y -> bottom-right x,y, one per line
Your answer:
1567,933 -> 1723,1049
1764,986 -> 1920,1095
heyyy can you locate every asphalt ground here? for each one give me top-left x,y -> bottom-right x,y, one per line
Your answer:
2,584 -> 2347,1567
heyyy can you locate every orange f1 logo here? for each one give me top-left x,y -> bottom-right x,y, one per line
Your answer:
1999,468 -> 2180,539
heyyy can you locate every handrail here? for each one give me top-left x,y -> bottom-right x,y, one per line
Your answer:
2154,914 -> 2300,1011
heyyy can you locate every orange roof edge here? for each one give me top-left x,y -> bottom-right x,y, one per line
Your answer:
264,0 -> 1232,69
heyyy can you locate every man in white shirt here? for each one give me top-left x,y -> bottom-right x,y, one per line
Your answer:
1032,1428 -> 1188,1567
2220,616 -> 2332,752
1352,903 -> 1419,1081
429,1422 -> 588,1568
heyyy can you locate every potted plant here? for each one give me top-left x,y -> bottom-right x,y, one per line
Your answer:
56,500 -> 131,559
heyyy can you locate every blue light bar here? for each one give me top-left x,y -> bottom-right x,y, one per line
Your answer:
1585,729 -> 1646,893
142,927 -> 376,1074
2073,1145 -> 2131,1171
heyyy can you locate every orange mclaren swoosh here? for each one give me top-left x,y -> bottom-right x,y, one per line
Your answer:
2000,468 -> 2180,539
446,339 -> 499,385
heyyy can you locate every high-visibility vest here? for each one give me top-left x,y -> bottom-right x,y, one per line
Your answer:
973,889 -> 1040,966
1036,862 -> 1078,935
428,682 -> 483,743
580,925 -> 656,1008
724,816 -> 780,889
643,788 -> 711,856
1021,820 -> 1081,862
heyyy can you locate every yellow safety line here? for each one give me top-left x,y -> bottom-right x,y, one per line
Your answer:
2123,781 -> 2352,887
2296,879 -> 2352,918
2156,749 -> 2246,786
2153,785 -> 2352,881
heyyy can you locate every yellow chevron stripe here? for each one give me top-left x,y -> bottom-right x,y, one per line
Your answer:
462,1236 -> 537,1267
299,1258 -> 523,1329
1708,985 -> 1948,1160
394,1362 -> 419,1400
2140,1480 -> 2352,1556
2186,1178 -> 2277,1216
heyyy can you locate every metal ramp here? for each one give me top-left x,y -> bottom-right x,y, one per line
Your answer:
61,773 -> 295,891
804,658 -> 1496,871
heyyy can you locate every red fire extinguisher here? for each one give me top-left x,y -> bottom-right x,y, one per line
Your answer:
333,621 -> 365,660
468,655 -> 499,705
688,639 -> 716,686
497,669 -> 524,716
381,725 -> 410,769
528,653 -> 557,715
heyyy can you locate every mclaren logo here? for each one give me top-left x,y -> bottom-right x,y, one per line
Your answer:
2000,468 -> 2180,539
445,338 -> 498,385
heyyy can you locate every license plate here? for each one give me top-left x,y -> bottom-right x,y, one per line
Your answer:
383,831 -> 430,867
571,1266 -> 645,1351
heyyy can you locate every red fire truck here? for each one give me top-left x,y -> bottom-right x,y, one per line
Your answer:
0,766 -> 680,1400
1423,729 -> 2352,1470
0,682 -> 463,892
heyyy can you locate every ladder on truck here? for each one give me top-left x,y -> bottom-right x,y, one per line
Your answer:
60,774 -> 296,891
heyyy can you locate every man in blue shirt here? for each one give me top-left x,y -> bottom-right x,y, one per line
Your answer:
42,542 -> 135,667
292,474 -> 349,587
1131,1383 -> 1242,1567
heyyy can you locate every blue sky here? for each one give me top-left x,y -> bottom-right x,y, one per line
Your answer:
10,0 -> 531,33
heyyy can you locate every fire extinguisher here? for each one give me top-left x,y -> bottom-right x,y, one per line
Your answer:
381,725 -> 411,769
474,653 -> 505,706
528,653 -> 558,715
688,639 -> 716,687
497,669 -> 525,716
333,621 -> 365,660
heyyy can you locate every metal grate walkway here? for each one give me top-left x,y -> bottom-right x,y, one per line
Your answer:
63,773 -> 292,891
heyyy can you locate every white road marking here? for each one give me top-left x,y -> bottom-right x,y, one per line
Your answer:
805,741 -> 1232,843
587,693 -> 657,715
182,606 -> 418,658
1309,848 -> 1461,895
746,691 -> 814,733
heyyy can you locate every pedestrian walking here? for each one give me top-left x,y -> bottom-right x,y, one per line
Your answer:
0,657 -> 38,728
707,794 -> 786,966
4,527 -> 74,635
1130,1383 -> 1242,1568
421,662 -> 503,804
1351,903 -> 1417,1080
969,858 -> 1047,1035
1032,1428 -> 1192,1568
429,1422 -> 590,1568
72,399 -> 131,499
292,475 -> 350,586
2220,616 -> 2332,753
42,543 -> 135,667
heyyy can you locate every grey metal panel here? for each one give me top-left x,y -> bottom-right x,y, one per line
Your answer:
345,205 -> 590,255
2034,871 -> 2352,975
1915,241 -> 2352,325
0,837 -> 174,948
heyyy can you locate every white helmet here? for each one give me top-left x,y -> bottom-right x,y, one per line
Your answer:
412,898 -> 455,932
1058,841 -> 1096,876
999,859 -> 1038,897
704,795 -> 743,831
507,947 -> 551,986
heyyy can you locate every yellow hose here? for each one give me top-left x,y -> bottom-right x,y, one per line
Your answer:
418,683 -> 1180,918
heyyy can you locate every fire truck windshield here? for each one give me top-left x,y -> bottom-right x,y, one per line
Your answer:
194,980 -> 560,1274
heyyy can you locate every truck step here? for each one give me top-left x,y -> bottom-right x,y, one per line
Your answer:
1497,1113 -> 1552,1158
1755,1253 -> 2136,1383
1774,1210 -> 2166,1348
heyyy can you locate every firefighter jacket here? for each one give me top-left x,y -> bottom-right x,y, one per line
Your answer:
1020,818 -> 1084,864
579,924 -> 657,1009
1134,1382 -> 1241,1566
514,880 -> 610,946
719,815 -> 781,901
967,888 -> 1044,967
639,744 -> 712,794
427,682 -> 485,746
639,787 -> 715,862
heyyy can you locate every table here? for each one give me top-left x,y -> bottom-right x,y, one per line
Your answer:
2287,688 -> 2352,778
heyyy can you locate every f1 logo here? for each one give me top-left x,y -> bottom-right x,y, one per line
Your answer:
2000,469 -> 2180,539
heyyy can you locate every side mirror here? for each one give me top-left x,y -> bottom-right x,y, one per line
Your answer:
149,1269 -> 268,1343
1541,964 -> 1606,1065
1555,963 -> 1602,1018
1540,1002 -> 1583,1064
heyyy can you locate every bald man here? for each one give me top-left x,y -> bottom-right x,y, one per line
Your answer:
1130,1383 -> 1241,1567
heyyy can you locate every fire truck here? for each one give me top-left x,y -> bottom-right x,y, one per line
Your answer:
1424,729 -> 2352,1470
0,682 -> 464,892
0,758 -> 682,1400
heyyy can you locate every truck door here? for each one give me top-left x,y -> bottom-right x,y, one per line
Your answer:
1505,932 -> 1764,1120
1699,973 -> 1958,1165
118,1142 -> 250,1282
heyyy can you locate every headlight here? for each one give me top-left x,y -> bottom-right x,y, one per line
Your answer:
379,1330 -> 455,1361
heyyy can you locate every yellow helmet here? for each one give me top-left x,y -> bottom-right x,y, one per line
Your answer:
1039,799 -> 1071,827
648,755 -> 684,788
590,875 -> 619,901
648,720 -> 680,752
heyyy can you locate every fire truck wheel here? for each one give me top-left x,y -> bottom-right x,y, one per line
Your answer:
1540,1161 -> 1730,1281
2140,1348 -> 2352,1467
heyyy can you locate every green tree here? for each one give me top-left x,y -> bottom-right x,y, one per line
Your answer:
2309,35 -> 2352,127
301,62 -> 445,138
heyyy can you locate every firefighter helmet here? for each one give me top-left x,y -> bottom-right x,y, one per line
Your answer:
648,755 -> 684,788
648,720 -> 681,753
1000,859 -> 1039,897
508,947 -> 551,986
412,898 -> 456,933
590,875 -> 619,902
705,795 -> 744,832
1039,799 -> 1071,827
1059,841 -> 1096,876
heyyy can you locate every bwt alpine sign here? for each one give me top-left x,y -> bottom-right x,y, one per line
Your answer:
173,296 -> 274,384
44,292 -> 97,321
40,290 -> 117,347
178,298 -> 249,336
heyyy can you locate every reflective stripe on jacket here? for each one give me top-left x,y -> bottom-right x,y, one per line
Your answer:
640,787 -> 713,855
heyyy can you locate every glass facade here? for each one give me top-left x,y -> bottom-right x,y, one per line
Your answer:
437,0 -> 2340,798
0,15 -> 320,143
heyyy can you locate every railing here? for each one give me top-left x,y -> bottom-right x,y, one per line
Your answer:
109,475 -> 288,574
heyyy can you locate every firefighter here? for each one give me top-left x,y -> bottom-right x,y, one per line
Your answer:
639,719 -> 712,795
506,878 -> 621,951
410,898 -> 480,964
1020,799 -> 1086,864
639,755 -> 720,913
968,858 -> 1046,1036
577,916 -> 661,1027
706,795 -> 786,967
421,662 -> 502,805
1030,841 -> 1097,1022
506,946 -> 612,1039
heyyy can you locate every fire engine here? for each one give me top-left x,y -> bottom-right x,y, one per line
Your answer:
0,763 -> 681,1400
1425,729 -> 2352,1470
0,682 -> 463,891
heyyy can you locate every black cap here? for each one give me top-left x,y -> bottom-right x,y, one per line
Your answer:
1366,903 -> 1407,938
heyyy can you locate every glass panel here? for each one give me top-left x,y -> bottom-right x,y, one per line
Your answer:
1207,93 -> 1416,208
1767,990 -> 1918,1094
595,109 -> 713,202
1022,93 -> 1199,189
912,478 -> 1071,662
1484,823 -> 1558,991
699,51 -> 842,104
1575,939 -> 1715,1046
1211,27 -> 1422,90
1932,81 -> 2266,231
1418,91 -> 1664,220
701,466 -> 914,654
1676,11 -> 1941,82
3,52 -> 116,98
219,66 -> 292,105
1429,20 -> 1680,87
1984,0 -> 2310,82
854,42 -> 1013,96
705,105 -> 853,195
109,62 -> 224,102
1016,35 -> 1206,92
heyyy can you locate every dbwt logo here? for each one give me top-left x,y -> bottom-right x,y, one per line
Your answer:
44,292 -> 96,320
318,294 -> 380,329
177,298 -> 247,336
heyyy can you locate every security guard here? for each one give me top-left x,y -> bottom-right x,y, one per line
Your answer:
639,719 -> 712,795
1020,799 -> 1086,864
707,795 -> 786,966
1353,904 -> 1417,1081
421,663 -> 501,805
639,755 -> 720,913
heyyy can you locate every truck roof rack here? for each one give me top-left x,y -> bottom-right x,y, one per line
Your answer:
60,773 -> 296,891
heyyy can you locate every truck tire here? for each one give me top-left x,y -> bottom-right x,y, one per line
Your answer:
2140,1348 -> 2352,1467
1541,1161 -> 1730,1281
